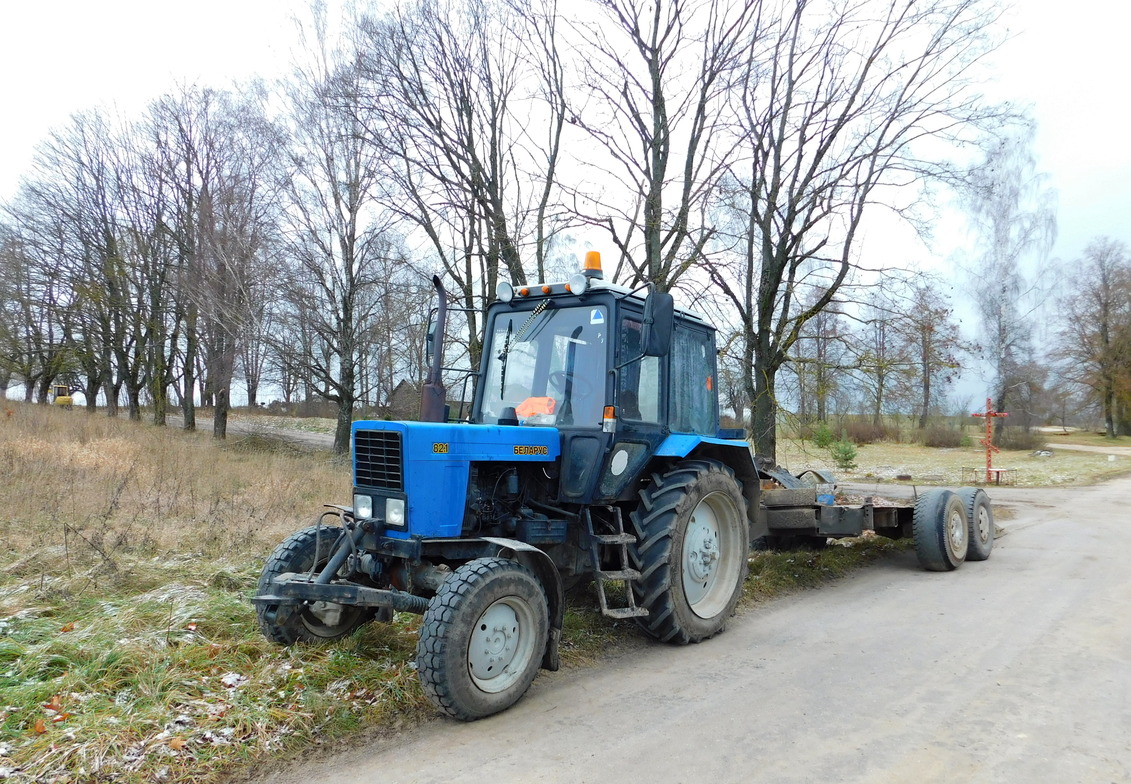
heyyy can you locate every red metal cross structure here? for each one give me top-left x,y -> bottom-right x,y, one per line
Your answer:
972,397 -> 1009,484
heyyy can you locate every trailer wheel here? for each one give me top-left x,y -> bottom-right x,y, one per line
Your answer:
256,526 -> 370,644
417,557 -> 549,721
630,459 -> 749,644
956,487 -> 994,561
913,490 -> 968,571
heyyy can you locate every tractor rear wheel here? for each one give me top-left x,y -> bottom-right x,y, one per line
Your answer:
256,526 -> 370,644
957,487 -> 994,561
913,490 -> 968,571
417,557 -> 549,720
629,459 -> 749,644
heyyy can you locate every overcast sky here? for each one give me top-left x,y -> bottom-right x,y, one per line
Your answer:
0,0 -> 1127,268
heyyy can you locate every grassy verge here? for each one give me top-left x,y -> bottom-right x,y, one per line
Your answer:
0,403 -> 915,782
1038,428 -> 1130,448
777,439 -> 1131,487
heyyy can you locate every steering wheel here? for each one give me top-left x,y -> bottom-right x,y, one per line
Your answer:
549,370 -> 593,399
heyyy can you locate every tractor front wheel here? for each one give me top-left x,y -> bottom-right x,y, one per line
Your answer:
630,459 -> 749,644
256,526 -> 371,644
417,557 -> 549,720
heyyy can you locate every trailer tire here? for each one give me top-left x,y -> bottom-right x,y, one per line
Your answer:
956,487 -> 994,561
256,526 -> 370,644
417,557 -> 549,721
913,490 -> 968,571
630,459 -> 749,644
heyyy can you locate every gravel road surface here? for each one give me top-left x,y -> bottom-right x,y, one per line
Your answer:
252,475 -> 1131,784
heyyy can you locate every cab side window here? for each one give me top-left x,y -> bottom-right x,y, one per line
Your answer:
669,326 -> 716,435
618,316 -> 661,422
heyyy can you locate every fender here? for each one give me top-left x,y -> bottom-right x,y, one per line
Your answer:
480,536 -> 564,672
652,434 -> 765,542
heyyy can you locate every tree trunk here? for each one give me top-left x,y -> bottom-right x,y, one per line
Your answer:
918,337 -> 931,429
214,385 -> 230,440
872,370 -> 884,428
212,333 -> 236,440
84,378 -> 100,412
1116,398 -> 1130,437
1102,373 -> 1116,438
182,305 -> 198,431
750,352 -> 778,462
334,362 -> 355,454
102,378 -> 119,417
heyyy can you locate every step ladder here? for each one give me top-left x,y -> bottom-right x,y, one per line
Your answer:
585,507 -> 649,619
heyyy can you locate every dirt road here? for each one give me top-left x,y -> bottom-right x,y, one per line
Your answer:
254,476 -> 1131,784
1045,440 -> 1131,457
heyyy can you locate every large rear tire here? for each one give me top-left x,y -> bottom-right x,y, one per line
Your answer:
256,526 -> 370,644
417,558 -> 549,721
956,487 -> 994,561
913,490 -> 968,571
629,459 -> 749,644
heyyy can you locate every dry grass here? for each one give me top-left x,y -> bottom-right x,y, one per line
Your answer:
777,438 -> 1131,487
0,402 -> 385,783
1039,428 -> 1131,448
0,405 -> 345,564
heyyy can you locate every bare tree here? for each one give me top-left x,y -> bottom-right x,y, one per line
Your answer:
0,222 -> 71,402
569,0 -> 755,289
789,300 -> 850,424
280,8 -> 402,452
18,110 -> 131,415
963,122 -> 1057,439
898,282 -> 971,429
358,0 -> 570,368
1057,237 -> 1131,438
852,287 -> 914,427
707,0 -> 1007,460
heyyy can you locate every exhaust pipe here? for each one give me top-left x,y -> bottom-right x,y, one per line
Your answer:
420,275 -> 448,422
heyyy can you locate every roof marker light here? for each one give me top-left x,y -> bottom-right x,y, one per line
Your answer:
568,272 -> 589,295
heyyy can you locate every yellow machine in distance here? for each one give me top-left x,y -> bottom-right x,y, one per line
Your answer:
52,384 -> 73,408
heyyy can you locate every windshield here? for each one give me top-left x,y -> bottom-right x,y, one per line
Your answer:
479,304 -> 608,427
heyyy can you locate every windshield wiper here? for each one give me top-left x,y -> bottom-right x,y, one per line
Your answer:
513,299 -> 552,342
498,320 -> 513,397
496,300 -> 553,397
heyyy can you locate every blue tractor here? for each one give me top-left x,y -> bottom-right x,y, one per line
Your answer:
253,252 -> 994,720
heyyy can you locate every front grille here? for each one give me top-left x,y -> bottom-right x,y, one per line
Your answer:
354,430 -> 403,490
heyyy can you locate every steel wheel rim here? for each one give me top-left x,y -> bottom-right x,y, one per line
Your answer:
976,505 -> 992,544
948,507 -> 967,555
682,491 -> 743,619
467,596 -> 538,694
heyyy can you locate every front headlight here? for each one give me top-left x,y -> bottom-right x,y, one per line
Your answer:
386,498 -> 406,527
353,494 -> 373,519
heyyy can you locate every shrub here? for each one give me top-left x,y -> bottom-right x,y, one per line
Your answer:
811,421 -> 835,448
921,426 -> 965,448
997,427 -> 1046,451
828,439 -> 858,470
843,421 -> 896,444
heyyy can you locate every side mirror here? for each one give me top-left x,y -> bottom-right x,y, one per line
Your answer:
425,312 -> 438,369
641,288 -> 674,357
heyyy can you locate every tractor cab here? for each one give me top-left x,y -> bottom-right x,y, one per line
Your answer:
472,251 -> 721,505
52,384 -> 73,408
